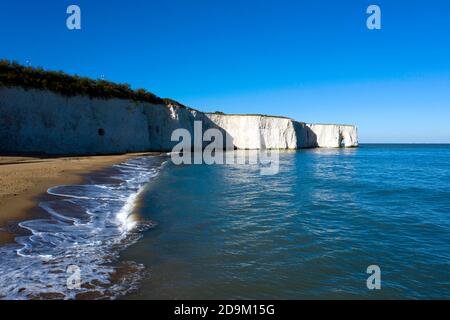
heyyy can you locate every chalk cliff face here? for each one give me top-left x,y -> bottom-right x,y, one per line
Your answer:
305,124 -> 358,148
205,113 -> 359,149
0,87 -> 229,154
144,104 -> 230,151
0,87 -> 152,154
204,114 -> 299,149
0,87 -> 358,155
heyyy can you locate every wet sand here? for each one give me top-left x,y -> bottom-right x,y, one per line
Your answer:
0,153 -> 159,244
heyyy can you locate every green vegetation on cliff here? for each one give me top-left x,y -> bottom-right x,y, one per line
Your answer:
0,60 -> 164,105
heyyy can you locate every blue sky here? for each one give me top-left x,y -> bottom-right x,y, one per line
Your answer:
1,0 -> 449,142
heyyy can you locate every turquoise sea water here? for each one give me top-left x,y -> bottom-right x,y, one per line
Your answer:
123,144 -> 450,299
0,145 -> 449,299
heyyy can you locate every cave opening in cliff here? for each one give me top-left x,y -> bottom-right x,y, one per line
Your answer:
98,128 -> 105,136
339,134 -> 345,147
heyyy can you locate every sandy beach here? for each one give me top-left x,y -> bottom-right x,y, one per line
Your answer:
0,153 -> 158,244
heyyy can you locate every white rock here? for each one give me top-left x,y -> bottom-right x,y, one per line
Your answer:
205,113 -> 359,149
204,114 -> 298,149
0,87 -> 151,154
305,124 -> 359,148
0,87 -> 358,154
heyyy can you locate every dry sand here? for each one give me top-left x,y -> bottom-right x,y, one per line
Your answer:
0,153 -> 158,244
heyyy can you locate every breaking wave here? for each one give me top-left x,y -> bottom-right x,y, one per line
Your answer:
0,155 -> 167,299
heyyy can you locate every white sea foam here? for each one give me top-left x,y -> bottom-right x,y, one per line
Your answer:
0,155 -> 166,300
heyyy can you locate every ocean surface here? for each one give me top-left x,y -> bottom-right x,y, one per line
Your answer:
1,144 -> 449,299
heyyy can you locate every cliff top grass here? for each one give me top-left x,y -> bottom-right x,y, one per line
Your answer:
0,60 -> 168,105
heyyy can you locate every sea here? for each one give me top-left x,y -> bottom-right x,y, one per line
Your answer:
0,144 -> 449,299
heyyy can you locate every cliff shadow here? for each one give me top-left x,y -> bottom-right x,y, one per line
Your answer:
144,104 -> 235,152
293,122 -> 318,148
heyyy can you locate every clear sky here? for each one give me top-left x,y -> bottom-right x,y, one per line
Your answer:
1,0 -> 449,142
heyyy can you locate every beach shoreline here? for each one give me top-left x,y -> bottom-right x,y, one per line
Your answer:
0,152 -> 160,244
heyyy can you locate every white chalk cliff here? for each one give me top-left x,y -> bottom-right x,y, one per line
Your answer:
205,114 -> 299,149
0,87 -> 358,155
205,113 -> 358,149
305,123 -> 358,148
